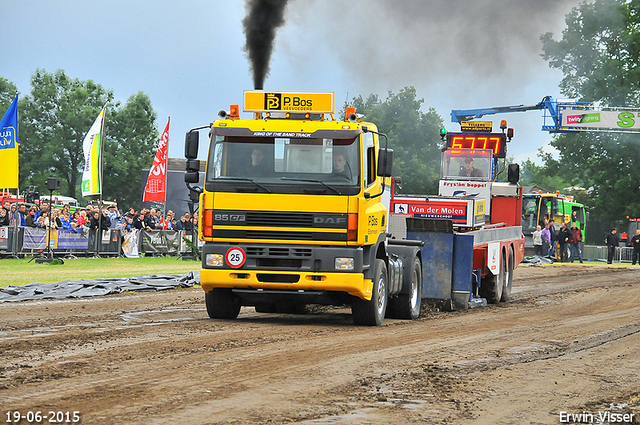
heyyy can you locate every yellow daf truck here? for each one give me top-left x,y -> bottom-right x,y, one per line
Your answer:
184,91 -> 423,326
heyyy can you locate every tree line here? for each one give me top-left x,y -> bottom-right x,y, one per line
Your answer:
1,69 -> 158,209
537,0 -> 640,234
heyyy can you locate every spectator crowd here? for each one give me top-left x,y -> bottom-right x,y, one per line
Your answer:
0,200 -> 198,236
531,217 -> 584,263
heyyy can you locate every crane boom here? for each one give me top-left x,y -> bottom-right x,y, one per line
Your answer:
451,96 -> 640,134
451,96 -> 563,131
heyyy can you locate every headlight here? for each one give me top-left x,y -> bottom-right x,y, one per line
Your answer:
335,257 -> 354,270
205,253 -> 224,267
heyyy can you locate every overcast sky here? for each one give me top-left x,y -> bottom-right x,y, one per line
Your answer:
1,0 -> 582,163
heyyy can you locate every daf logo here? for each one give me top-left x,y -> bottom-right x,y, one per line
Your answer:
314,216 -> 346,225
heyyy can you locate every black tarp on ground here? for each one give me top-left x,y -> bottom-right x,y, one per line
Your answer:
0,271 -> 199,303
521,255 -> 557,265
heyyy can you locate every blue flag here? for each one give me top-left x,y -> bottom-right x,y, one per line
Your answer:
0,93 -> 19,188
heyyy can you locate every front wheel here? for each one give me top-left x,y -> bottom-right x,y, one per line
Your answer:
205,289 -> 241,319
352,259 -> 388,326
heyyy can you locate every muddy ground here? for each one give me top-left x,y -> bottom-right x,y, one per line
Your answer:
1,263 -> 639,424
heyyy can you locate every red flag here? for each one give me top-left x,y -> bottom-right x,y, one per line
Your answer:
143,118 -> 170,203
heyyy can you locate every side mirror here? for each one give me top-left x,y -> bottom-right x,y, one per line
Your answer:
508,163 -> 520,184
185,130 -> 199,159
376,148 -> 394,177
186,159 -> 200,173
184,171 -> 199,184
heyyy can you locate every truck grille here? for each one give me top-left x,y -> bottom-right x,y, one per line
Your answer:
246,212 -> 313,227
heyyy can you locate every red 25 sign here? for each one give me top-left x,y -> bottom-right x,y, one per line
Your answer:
225,247 -> 246,268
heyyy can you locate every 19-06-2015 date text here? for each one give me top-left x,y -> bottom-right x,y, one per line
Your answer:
5,411 -> 80,423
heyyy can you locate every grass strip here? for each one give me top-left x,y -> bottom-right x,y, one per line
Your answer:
0,256 -> 201,287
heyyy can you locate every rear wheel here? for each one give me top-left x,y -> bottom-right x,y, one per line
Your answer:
479,250 -> 504,304
205,289 -> 241,319
352,259 -> 388,326
389,257 -> 422,319
501,247 -> 514,302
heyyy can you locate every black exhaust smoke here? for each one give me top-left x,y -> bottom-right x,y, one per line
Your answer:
243,0 -> 289,90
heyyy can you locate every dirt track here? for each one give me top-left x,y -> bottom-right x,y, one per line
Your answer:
1,264 -> 640,425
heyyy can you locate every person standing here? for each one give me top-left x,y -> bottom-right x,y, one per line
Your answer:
631,229 -> 640,265
548,219 -> 556,256
176,213 -> 193,232
59,211 -> 73,230
541,223 -> 551,256
25,205 -> 38,228
570,222 -> 583,263
107,205 -> 120,229
0,207 -> 8,226
532,225 -> 544,256
606,228 -> 620,264
50,208 -> 62,230
558,222 -> 573,262
34,201 -> 49,222
8,204 -> 19,227
146,208 -> 158,230
133,213 -> 146,230
1,200 -> 11,216
18,203 -> 27,227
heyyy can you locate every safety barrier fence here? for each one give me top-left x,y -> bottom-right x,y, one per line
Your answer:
579,245 -> 637,263
0,227 -> 201,258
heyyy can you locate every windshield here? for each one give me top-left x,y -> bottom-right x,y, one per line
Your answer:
206,135 -> 361,195
521,196 -> 540,233
440,149 -> 492,181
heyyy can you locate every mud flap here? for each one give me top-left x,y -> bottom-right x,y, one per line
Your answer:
451,233 -> 473,310
452,291 -> 470,311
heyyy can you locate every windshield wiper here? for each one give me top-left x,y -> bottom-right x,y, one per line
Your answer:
280,177 -> 342,195
216,176 -> 272,193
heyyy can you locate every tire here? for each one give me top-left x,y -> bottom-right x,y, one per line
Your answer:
205,289 -> 241,319
389,257 -> 422,320
501,247 -> 514,302
352,259 -> 388,326
479,251 -> 504,304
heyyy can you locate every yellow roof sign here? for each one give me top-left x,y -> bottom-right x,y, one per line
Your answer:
460,121 -> 493,132
244,91 -> 335,114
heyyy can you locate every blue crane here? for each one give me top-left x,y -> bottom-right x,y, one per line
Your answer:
452,96 -> 640,134
450,96 -> 585,133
